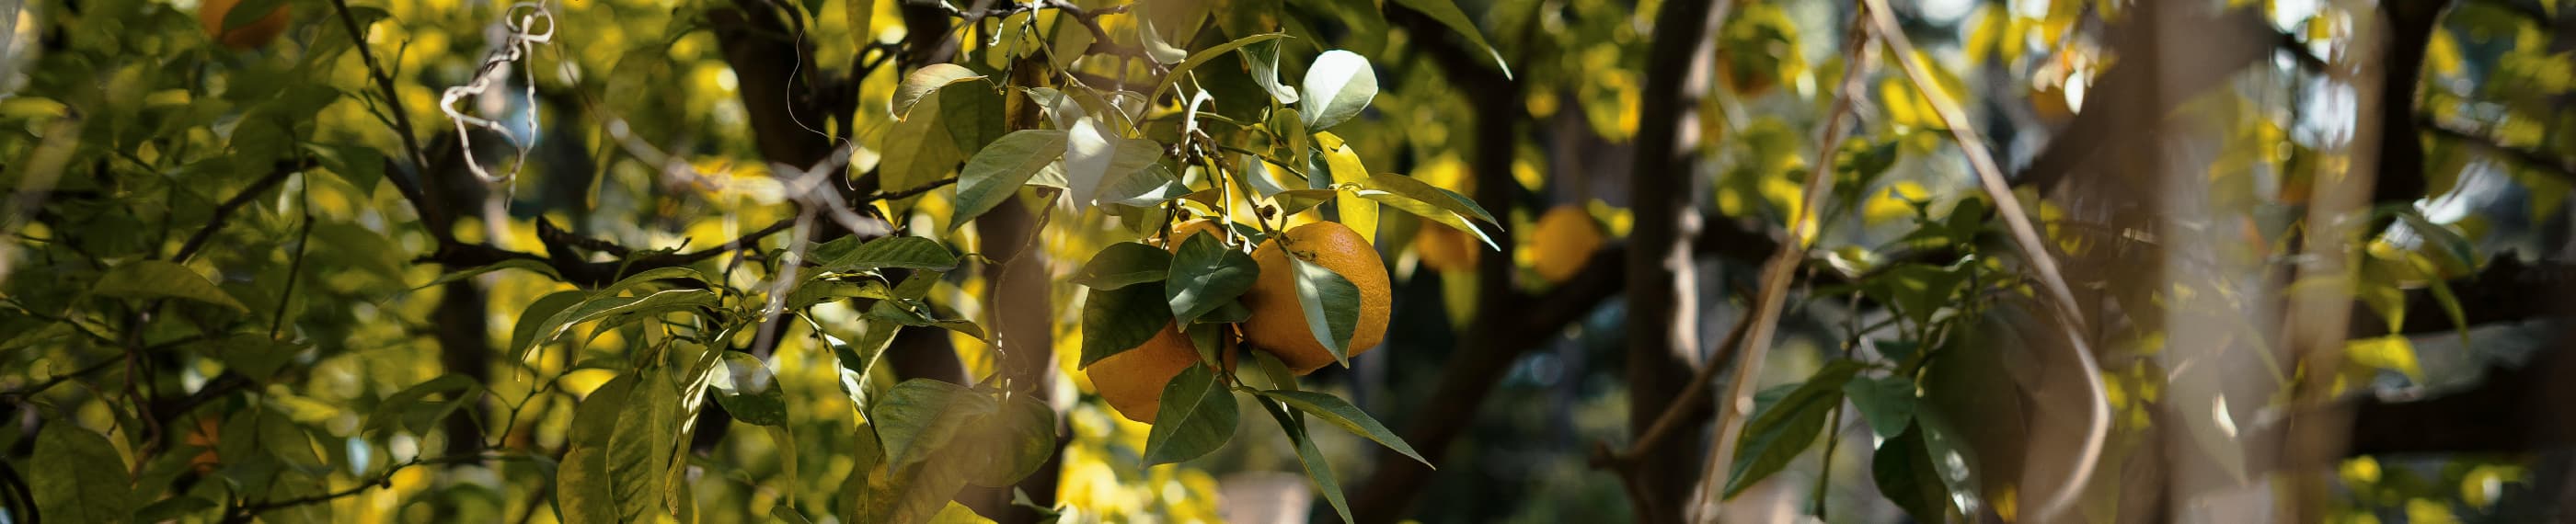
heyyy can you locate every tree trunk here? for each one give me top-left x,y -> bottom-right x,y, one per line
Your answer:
1621,0 -> 1725,520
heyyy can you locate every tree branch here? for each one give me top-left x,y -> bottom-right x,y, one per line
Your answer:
173,160 -> 309,264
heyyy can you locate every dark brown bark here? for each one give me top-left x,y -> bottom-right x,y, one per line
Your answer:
1620,0 -> 1726,519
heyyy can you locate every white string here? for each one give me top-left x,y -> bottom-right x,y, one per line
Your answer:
439,2 -> 556,185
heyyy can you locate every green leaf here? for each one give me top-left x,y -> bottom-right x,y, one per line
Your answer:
1872,424 -> 1954,522
962,394 -> 1058,487
882,91 -> 966,210
1269,108 -> 1310,176
1871,264 -> 1965,327
510,290 -> 591,354
1724,359 -> 1865,497
608,370 -> 681,521
1300,50 -> 1378,131
222,0 -> 284,31
414,258 -> 562,289
943,79 -> 1007,154
772,505 -> 818,524
1253,351 -> 1300,392
93,259 -> 248,312
930,501 -> 1000,523
784,279 -> 894,310
871,379 -> 996,469
1098,163 -> 1189,207
1386,0 -> 1511,78
259,411 -> 322,467
1144,365 -> 1236,466
1259,390 -> 1429,467
711,352 -> 790,427
1163,234 -> 1259,325
597,267 -> 713,297
212,333 -> 305,382
1073,242 -> 1173,290
1245,40 -> 1300,104
1350,185 -> 1496,250
1288,256 -> 1363,364
519,290 -> 722,359
1261,398 -> 1352,522
894,64 -> 985,117
954,130 -> 1070,226
827,236 -> 961,272
1271,188 -> 1339,216
1152,33 -> 1290,102
766,425 -> 801,507
1843,375 -> 1916,439
558,375 -> 634,524
366,374 -> 483,436
32,422 -> 132,524
1363,172 -> 1497,224
1082,282 -> 1172,368
810,314 -> 897,411
314,142 -> 385,196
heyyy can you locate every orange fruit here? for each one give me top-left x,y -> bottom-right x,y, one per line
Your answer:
1085,219 -> 1232,423
1241,222 -> 1391,374
1532,205 -> 1604,283
1087,326 -> 1203,424
201,0 -> 290,50
1414,222 -> 1479,273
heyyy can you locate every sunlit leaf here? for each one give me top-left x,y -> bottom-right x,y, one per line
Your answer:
711,352 -> 790,426
1288,256 -> 1363,364
825,236 -> 961,272
1301,51 -> 1378,131
871,379 -> 996,470
954,130 -> 1070,226
894,64 -> 985,117
608,369 -> 682,520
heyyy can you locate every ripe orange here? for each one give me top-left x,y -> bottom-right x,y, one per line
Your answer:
1241,222 -> 1391,374
1085,219 -> 1232,423
1414,222 -> 1479,273
1532,205 -> 1604,283
200,0 -> 289,50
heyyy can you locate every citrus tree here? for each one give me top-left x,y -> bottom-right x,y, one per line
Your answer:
0,0 -> 1512,520
8,0 -> 2576,521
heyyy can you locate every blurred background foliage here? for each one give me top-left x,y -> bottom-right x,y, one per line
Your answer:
3,0 -> 2575,520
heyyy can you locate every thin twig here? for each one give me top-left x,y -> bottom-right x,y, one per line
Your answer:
0,359 -> 121,400
271,179 -> 315,339
223,453 -> 517,523
864,176 -> 961,202
173,161 -> 305,264
1598,308 -> 1756,467
1697,5 -> 1874,512
327,0 -> 441,227
1862,0 -> 2109,518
